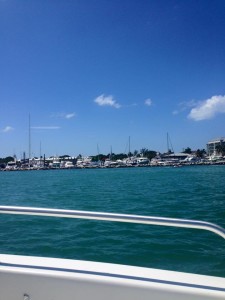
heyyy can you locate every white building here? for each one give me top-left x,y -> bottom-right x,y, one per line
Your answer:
206,137 -> 225,156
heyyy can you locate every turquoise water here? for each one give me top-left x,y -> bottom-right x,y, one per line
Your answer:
0,165 -> 225,277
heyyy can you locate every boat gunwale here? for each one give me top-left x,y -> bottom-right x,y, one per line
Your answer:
1,254 -> 225,294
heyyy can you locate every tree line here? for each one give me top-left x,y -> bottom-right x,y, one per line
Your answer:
91,148 -> 157,162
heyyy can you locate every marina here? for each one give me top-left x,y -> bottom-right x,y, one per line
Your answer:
2,135 -> 225,171
1,154 -> 225,171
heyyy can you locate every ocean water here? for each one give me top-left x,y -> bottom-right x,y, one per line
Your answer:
0,165 -> 225,277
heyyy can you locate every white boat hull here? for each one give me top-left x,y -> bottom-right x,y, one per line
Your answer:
1,254 -> 225,300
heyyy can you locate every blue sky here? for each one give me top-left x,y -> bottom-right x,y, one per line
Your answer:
1,0 -> 225,158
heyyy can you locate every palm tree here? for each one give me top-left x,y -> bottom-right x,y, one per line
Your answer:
140,148 -> 147,156
216,145 -> 225,156
182,147 -> 192,154
196,149 -> 206,158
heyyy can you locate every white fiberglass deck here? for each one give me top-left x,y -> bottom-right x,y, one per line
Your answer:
0,206 -> 225,300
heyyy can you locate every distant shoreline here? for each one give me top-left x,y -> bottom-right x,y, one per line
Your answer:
1,161 -> 225,172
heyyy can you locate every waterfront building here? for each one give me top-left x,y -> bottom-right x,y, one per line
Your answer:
206,137 -> 225,156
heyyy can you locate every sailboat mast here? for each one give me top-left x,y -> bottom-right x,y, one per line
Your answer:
97,144 -> 100,162
167,132 -> 174,153
167,132 -> 169,153
40,141 -> 42,158
29,114 -> 31,160
128,136 -> 130,157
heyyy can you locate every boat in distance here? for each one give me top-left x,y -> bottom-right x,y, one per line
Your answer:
0,206 -> 225,300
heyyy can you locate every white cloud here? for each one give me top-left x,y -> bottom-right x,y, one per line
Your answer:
31,126 -> 60,130
2,126 -> 14,132
94,94 -> 121,108
188,95 -> 225,121
145,98 -> 152,106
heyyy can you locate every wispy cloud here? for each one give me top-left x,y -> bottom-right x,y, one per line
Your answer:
173,100 -> 196,115
51,112 -> 76,119
123,103 -> 138,108
65,113 -> 75,119
188,95 -> 225,121
94,94 -> 121,108
31,126 -> 60,130
2,126 -> 14,133
145,98 -> 153,106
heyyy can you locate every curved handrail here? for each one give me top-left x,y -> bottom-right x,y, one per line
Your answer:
0,206 -> 225,240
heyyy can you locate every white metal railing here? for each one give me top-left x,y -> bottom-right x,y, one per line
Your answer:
0,206 -> 225,240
